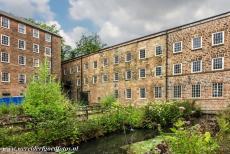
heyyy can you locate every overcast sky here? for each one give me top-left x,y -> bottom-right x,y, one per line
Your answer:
0,0 -> 230,47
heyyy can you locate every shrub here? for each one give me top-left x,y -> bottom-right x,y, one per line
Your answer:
164,120 -> 219,154
99,95 -> 117,109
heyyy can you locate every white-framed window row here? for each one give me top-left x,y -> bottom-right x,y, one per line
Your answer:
33,59 -> 39,67
1,72 -> 10,83
192,84 -> 201,98
173,63 -> 182,75
212,31 -> 224,46
18,74 -> 26,84
18,39 -> 26,50
1,34 -> 10,46
192,36 -> 202,50
1,17 -> 10,29
45,47 -> 51,56
139,68 -> 146,78
18,55 -> 26,65
1,52 -> 10,63
173,41 -> 182,53
212,83 -> 223,97
155,45 -> 163,56
114,72 -> 119,82
126,88 -> 132,99
45,33 -> 52,42
33,44 -> 39,53
173,85 -> 182,98
155,66 -> 162,77
212,57 -> 224,71
18,23 -> 26,34
125,52 -> 132,62
33,29 -> 39,38
154,86 -> 162,98
139,49 -> 146,59
191,60 -> 202,73
139,88 -> 146,99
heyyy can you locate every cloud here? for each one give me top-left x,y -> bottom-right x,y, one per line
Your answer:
69,0 -> 230,45
0,0 -> 54,20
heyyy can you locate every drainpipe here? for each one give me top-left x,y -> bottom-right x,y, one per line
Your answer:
165,31 -> 169,101
80,56 -> 83,100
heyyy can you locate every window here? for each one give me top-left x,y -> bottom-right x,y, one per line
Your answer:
126,89 -> 132,99
154,87 -> 162,98
93,75 -> 97,84
18,24 -> 26,34
126,53 -> 132,62
69,68 -> 73,74
76,65 -> 80,72
1,17 -> 10,28
173,41 -> 182,53
155,46 -> 162,56
155,66 -> 162,76
47,61 -> 51,69
114,72 -> 119,81
1,72 -> 10,82
84,78 -> 88,85
192,37 -> 202,50
212,31 -> 224,46
33,44 -> 39,53
102,74 -> 108,82
33,59 -> 39,67
45,33 -> 51,42
114,55 -> 119,64
139,68 -> 146,78
1,52 -> 9,63
2,93 -> 11,97
173,63 -> 182,75
18,40 -> 26,50
45,47 -> 51,56
77,79 -> 81,86
84,63 -> 88,70
93,61 -> 97,69
1,35 -> 10,46
18,56 -> 26,65
125,70 -> 132,80
139,88 -> 146,99
103,58 -> 108,66
114,90 -> 119,98
212,83 -> 223,97
212,57 -> 224,70
192,60 -> 202,73
192,84 -> 201,98
139,49 -> 146,59
18,74 -> 26,84
63,69 -> 66,75
33,29 -> 39,38
173,85 -> 182,98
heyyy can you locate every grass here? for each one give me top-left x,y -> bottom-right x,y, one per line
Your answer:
121,136 -> 164,154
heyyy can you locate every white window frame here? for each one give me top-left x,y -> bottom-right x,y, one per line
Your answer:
212,83 -> 223,98
93,75 -> 97,84
33,59 -> 39,67
76,65 -> 80,72
18,74 -> 26,84
139,49 -> 146,59
155,45 -> 163,56
212,31 -> 224,46
139,88 -> 146,99
139,68 -> 146,78
45,47 -> 51,56
126,89 -> 132,99
1,34 -> 10,46
212,57 -> 224,71
173,41 -> 182,53
33,29 -> 40,38
125,52 -> 132,62
103,58 -> 109,67
155,66 -> 162,77
1,52 -> 10,63
1,72 -> 10,83
18,55 -> 26,65
192,84 -> 201,98
173,85 -> 182,98
1,17 -> 10,29
45,33 -> 52,42
18,23 -> 26,34
33,44 -> 40,53
114,72 -> 119,81
192,36 -> 202,50
102,74 -> 108,83
18,39 -> 26,50
77,79 -> 81,86
125,70 -> 132,80
154,86 -> 162,98
114,55 -> 119,64
191,60 -> 202,73
93,61 -> 97,69
173,63 -> 182,75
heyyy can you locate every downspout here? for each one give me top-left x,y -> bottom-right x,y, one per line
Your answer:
80,56 -> 83,100
165,31 -> 169,101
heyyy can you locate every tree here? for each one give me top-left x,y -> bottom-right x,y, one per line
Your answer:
73,33 -> 107,57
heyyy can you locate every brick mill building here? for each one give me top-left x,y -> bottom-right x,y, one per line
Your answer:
63,11 -> 230,112
0,11 -> 62,97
